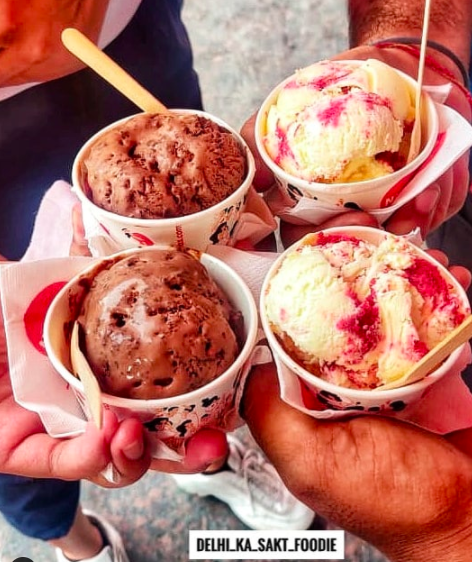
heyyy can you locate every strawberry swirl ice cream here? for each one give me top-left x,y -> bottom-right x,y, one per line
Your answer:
263,59 -> 415,183
263,231 -> 469,390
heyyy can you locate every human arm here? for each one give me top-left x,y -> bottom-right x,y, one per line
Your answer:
348,0 -> 472,69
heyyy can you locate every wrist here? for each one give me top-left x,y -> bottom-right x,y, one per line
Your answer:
378,510 -> 472,562
385,525 -> 472,562
369,37 -> 469,89
338,44 -> 472,122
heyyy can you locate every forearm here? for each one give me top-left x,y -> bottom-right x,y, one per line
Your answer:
348,0 -> 472,73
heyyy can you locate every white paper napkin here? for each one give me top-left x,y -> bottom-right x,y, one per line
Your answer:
3,171 -> 472,453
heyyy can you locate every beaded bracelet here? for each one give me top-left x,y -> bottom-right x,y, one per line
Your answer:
369,38 -> 472,110
370,37 -> 470,88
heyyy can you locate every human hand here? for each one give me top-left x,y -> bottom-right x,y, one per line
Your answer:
241,251 -> 472,561
0,339 -> 150,487
0,285 -> 230,485
242,363 -> 472,562
0,0 -> 109,86
331,45 -> 471,237
241,43 -> 471,241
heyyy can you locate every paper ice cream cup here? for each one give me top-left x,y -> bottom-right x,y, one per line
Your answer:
72,109 -> 256,256
43,246 -> 258,455
255,62 -> 439,213
260,226 -> 470,417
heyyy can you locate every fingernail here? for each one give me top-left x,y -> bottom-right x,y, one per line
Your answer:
123,438 -> 144,460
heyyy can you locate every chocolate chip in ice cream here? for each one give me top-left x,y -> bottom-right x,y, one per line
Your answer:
78,248 -> 242,400
82,113 -> 247,219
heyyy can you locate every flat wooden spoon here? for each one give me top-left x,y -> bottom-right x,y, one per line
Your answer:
70,321 -> 103,428
61,28 -> 169,114
378,314 -> 472,391
407,0 -> 432,163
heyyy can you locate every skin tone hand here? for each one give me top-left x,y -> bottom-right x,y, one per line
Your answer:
0,305 -> 150,486
241,82 -> 468,243
0,325 -> 227,486
241,249 -> 472,562
0,0 -> 110,86
243,363 -> 472,562
330,44 -> 472,237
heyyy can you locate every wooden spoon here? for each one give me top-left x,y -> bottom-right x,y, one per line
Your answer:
378,314 -> 472,391
61,28 -> 169,114
407,0 -> 432,163
70,321 -> 103,428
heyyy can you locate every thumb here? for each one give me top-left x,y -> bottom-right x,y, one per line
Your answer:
241,363 -> 330,499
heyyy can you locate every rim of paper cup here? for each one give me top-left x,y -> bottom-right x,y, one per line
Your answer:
260,225 -> 470,399
72,109 -> 256,226
255,61 -> 438,194
44,245 -> 259,408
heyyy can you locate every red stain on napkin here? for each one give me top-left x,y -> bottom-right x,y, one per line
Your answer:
24,281 -> 67,354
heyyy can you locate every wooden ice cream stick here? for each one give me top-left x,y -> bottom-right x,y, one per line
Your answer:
70,321 -> 103,429
61,28 -> 169,114
407,0 -> 432,162
379,314 -> 472,391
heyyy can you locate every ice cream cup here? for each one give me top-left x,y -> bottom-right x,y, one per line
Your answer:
260,226 -> 470,415
43,246 -> 259,455
255,61 -> 439,212
72,109 -> 256,255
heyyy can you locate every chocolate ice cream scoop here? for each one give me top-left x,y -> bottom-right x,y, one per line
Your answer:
83,113 -> 247,219
79,248 -> 241,400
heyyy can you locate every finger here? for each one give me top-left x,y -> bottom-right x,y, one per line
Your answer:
107,417 -> 151,486
385,184 -> 440,237
149,428 -> 229,474
280,211 -> 378,248
4,410 -> 120,480
448,265 -> 472,291
279,222 -> 318,248
424,249 -> 449,268
447,427 -> 472,457
429,170 -> 453,232
444,154 -> 470,223
424,250 -> 472,290
240,113 -> 274,192
70,203 -> 91,256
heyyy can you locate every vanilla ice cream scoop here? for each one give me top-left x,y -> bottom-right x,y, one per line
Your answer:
264,231 -> 468,390
263,59 -> 415,183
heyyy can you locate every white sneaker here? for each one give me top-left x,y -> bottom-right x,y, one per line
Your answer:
55,509 -> 130,562
172,434 -> 315,530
